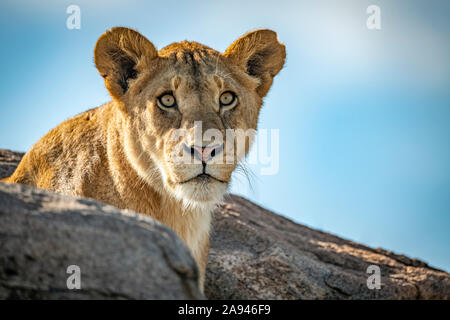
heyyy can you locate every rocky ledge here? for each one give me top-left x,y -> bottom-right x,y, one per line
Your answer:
1,149 -> 449,299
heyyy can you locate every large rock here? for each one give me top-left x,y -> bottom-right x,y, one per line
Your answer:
0,149 -> 22,180
1,149 -> 449,299
0,182 -> 203,299
205,195 -> 450,299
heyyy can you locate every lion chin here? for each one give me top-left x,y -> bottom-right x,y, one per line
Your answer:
172,176 -> 228,209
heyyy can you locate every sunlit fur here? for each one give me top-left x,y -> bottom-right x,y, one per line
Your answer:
2,27 -> 285,289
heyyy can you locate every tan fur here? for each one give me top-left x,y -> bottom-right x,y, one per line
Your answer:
2,27 -> 285,289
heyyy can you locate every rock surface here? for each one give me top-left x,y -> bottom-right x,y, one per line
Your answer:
0,182 -> 203,299
205,196 -> 450,299
1,149 -> 449,299
0,149 -> 22,180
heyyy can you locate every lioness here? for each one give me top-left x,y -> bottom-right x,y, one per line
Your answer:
2,27 -> 285,289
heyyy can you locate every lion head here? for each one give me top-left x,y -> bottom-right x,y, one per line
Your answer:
94,27 -> 285,207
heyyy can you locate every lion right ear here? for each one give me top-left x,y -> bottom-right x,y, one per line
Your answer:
224,29 -> 286,98
94,27 -> 158,100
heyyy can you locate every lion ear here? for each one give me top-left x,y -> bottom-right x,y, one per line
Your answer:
94,27 -> 158,100
224,29 -> 286,97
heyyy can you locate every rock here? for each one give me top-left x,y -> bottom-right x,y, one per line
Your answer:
0,149 -> 23,181
0,182 -> 203,300
205,195 -> 450,299
1,149 -> 449,300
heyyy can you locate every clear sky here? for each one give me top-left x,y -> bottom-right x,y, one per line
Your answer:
1,0 -> 449,271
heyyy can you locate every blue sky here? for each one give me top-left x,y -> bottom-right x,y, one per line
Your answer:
0,0 -> 449,271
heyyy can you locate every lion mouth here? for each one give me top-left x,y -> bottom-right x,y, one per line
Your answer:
181,173 -> 227,184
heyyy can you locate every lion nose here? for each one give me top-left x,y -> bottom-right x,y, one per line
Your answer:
183,143 -> 224,162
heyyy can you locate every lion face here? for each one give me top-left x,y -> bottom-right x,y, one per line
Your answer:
94,27 -> 285,206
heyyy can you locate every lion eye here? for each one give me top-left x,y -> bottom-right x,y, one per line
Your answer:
219,91 -> 237,107
157,93 -> 177,108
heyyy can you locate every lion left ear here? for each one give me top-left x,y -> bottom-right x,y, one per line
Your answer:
94,27 -> 158,100
224,29 -> 286,97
